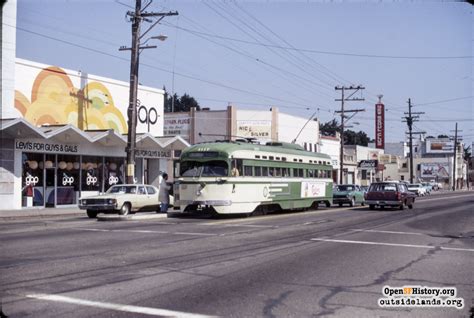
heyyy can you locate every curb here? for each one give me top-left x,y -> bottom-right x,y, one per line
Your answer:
97,213 -> 168,221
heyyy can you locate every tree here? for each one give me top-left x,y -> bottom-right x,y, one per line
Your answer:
164,90 -> 201,113
319,119 -> 373,146
437,134 -> 449,139
320,119 -> 340,136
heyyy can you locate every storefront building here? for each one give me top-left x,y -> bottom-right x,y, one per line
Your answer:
163,105 -> 320,149
0,58 -> 189,210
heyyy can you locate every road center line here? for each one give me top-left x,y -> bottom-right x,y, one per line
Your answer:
351,229 -> 426,236
310,238 -> 474,252
74,228 -> 217,236
25,293 -> 216,318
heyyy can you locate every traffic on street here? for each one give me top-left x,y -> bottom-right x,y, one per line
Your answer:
1,191 -> 472,317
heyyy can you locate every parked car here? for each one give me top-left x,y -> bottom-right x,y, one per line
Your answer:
421,182 -> 432,195
79,184 -> 171,218
365,182 -> 416,210
407,183 -> 426,196
333,184 -> 365,207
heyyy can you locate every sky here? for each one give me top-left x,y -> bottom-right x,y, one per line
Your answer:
12,0 -> 474,148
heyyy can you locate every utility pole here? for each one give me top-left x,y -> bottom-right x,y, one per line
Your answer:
402,98 -> 424,184
120,0 -> 178,183
335,85 -> 365,184
450,123 -> 463,191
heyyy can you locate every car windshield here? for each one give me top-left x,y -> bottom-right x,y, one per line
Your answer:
180,160 -> 228,177
369,183 -> 397,192
408,184 -> 419,188
107,185 -> 137,194
336,185 -> 354,191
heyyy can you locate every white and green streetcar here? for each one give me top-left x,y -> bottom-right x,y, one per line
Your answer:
173,140 -> 333,215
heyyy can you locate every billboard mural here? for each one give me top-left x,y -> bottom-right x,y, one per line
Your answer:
13,59 -> 164,135
425,139 -> 454,154
375,103 -> 384,149
420,163 -> 450,178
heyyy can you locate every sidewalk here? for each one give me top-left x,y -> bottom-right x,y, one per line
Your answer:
0,206 -> 83,220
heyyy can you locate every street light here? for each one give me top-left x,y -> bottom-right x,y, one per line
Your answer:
151,34 -> 168,41
124,33 -> 169,184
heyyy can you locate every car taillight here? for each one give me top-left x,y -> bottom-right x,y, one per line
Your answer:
396,192 -> 401,200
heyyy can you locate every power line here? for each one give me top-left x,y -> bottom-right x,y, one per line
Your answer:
10,23 -> 321,110
157,22 -> 473,60
413,96 -> 473,107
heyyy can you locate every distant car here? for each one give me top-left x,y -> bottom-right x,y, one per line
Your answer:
365,182 -> 416,210
421,182 -> 432,195
407,183 -> 426,196
79,184 -> 172,218
333,184 -> 365,207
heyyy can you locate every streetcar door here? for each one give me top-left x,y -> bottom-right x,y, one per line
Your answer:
173,160 -> 180,178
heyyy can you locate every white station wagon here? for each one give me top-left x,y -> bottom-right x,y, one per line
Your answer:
79,184 -> 168,218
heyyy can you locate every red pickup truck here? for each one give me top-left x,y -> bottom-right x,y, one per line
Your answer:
365,182 -> 416,210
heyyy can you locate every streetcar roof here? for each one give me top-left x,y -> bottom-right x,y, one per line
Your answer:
181,141 -> 332,160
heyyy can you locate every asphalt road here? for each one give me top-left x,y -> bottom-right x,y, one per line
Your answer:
1,191 -> 473,317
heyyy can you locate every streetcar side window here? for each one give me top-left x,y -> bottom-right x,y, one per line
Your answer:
269,167 -> 275,177
255,166 -> 262,177
231,159 -> 242,177
244,166 -> 253,177
262,166 -> 269,176
275,167 -> 281,177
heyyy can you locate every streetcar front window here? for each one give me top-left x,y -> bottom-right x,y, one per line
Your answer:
180,161 -> 228,177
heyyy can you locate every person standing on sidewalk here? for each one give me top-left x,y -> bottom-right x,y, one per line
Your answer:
159,173 -> 171,213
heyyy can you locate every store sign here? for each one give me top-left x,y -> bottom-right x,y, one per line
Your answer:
15,140 -> 79,153
237,120 -> 271,138
135,149 -> 172,158
375,103 -> 384,149
164,117 -> 190,137
358,160 -> 378,169
420,163 -> 450,178
426,139 -> 454,154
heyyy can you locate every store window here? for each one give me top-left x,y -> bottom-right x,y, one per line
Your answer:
81,156 -> 102,192
44,154 -> 56,207
57,154 -> 80,205
21,153 -> 44,207
104,157 -> 125,191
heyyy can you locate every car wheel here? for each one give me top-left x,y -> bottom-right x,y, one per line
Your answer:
408,202 -> 414,209
399,201 -> 405,210
361,200 -> 365,206
369,204 -> 375,210
86,210 -> 97,218
349,197 -> 355,207
325,201 -> 331,208
119,203 -> 131,216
